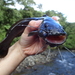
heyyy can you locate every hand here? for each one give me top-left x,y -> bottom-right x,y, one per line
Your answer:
18,20 -> 47,56
0,20 -> 47,75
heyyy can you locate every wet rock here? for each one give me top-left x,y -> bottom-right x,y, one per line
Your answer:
13,49 -> 58,73
72,50 -> 75,52
48,73 -> 56,75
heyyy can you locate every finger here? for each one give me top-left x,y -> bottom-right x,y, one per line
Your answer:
24,20 -> 43,34
19,20 -> 42,47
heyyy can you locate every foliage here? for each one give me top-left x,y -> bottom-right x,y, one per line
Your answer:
33,10 -> 43,17
64,23 -> 75,49
0,0 -> 14,6
0,0 -> 75,50
16,0 -> 36,6
37,4 -> 42,10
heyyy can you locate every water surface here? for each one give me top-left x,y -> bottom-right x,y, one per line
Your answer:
13,50 -> 75,75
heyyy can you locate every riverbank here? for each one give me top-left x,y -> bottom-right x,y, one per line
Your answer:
12,50 -> 75,75
12,49 -> 57,74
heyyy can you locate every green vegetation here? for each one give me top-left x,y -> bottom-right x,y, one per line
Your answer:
0,0 -> 75,49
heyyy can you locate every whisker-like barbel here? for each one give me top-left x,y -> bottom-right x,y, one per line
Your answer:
58,47 -> 63,60
63,45 -> 75,57
46,46 -> 51,61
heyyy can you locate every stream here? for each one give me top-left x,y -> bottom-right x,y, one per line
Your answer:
13,50 -> 75,75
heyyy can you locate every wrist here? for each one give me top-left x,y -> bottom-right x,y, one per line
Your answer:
0,41 -> 28,75
8,41 -> 27,59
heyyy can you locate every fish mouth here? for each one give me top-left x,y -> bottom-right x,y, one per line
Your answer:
45,34 -> 66,46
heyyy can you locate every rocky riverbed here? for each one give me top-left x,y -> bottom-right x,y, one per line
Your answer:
12,50 -> 75,75
12,49 -> 58,74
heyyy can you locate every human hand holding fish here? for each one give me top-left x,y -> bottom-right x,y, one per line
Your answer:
18,20 -> 47,56
0,20 -> 47,75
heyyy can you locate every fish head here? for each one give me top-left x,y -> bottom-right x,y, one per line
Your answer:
38,16 -> 67,47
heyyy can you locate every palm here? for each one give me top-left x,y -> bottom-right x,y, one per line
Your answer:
19,20 -> 47,55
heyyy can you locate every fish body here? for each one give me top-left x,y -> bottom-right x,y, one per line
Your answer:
0,15 -> 67,57
29,15 -> 66,47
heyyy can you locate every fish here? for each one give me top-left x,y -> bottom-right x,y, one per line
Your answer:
0,15 -> 67,57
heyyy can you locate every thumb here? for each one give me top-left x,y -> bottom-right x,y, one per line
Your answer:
24,20 -> 43,34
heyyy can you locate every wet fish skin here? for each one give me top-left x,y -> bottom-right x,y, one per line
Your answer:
29,15 -> 67,47
0,15 -> 67,57
0,19 -> 35,57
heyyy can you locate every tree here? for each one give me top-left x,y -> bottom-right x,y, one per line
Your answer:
64,22 -> 75,49
16,0 -> 36,6
33,10 -> 43,17
37,4 -> 42,11
0,0 -> 14,6
45,10 -> 57,17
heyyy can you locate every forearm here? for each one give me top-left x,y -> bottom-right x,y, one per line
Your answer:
0,20 -> 44,75
0,41 -> 27,75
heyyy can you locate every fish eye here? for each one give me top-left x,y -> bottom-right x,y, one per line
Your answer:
44,23 -> 49,27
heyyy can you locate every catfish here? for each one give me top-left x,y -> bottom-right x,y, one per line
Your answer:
0,15 -> 67,57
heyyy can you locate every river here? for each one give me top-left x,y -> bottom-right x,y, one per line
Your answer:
13,50 -> 75,75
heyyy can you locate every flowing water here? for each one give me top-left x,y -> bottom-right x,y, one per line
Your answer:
13,50 -> 75,75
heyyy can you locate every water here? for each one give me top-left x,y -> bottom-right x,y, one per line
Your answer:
13,50 -> 75,75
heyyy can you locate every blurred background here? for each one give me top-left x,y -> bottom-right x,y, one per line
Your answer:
0,0 -> 75,49
0,0 -> 75,75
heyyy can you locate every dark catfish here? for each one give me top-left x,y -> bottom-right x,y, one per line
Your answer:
0,15 -> 67,57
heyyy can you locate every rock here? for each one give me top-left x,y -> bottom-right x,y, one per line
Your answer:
72,50 -> 75,52
13,49 -> 58,73
49,73 -> 56,75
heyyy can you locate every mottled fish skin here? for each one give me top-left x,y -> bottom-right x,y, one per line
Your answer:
0,15 -> 67,57
38,15 -> 67,46
38,15 -> 66,36
29,15 -> 67,47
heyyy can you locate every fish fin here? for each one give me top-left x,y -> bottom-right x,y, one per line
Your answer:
28,31 -> 38,36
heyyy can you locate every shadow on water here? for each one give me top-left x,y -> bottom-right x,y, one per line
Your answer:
12,50 -> 75,75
